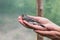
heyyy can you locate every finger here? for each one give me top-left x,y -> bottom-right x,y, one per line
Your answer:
43,23 -> 60,31
27,15 -> 41,20
18,16 -> 23,23
55,31 -> 60,39
34,30 -> 60,39
34,30 -> 56,35
27,15 -> 50,24
18,16 -> 25,25
18,16 -> 32,28
28,15 -> 43,21
23,20 -> 47,30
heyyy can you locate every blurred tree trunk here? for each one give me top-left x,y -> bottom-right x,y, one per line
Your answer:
36,0 -> 43,40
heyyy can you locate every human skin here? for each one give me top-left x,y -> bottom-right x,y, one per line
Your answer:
18,15 -> 60,40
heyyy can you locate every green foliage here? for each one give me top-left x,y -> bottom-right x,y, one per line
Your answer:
0,0 -> 36,33
0,0 -> 36,15
44,0 -> 60,25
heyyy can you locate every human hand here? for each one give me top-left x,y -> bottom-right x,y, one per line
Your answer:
18,15 -> 60,40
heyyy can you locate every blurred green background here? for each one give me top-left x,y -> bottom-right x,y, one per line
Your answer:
0,0 -> 60,40
44,0 -> 60,25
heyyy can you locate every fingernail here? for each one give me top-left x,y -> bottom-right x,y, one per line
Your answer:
18,16 -> 21,18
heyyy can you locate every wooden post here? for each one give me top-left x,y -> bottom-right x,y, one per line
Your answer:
37,0 -> 43,16
36,0 -> 43,40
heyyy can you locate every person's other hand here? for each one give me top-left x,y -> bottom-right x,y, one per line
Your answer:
18,15 -> 60,40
